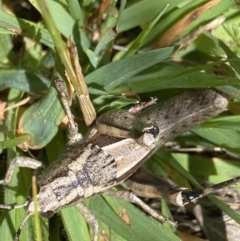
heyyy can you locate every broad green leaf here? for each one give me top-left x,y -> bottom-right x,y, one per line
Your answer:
18,86 -> 64,149
0,69 -> 51,93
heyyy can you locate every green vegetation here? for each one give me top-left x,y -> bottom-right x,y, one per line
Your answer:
0,1 -> 240,241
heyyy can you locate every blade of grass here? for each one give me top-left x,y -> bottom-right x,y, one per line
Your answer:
91,195 -> 181,241
0,11 -> 54,48
123,4 -> 169,58
35,0 -> 81,94
61,207 -> 91,241
85,47 -> 176,91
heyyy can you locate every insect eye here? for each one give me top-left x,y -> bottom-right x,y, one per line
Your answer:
146,126 -> 159,138
181,190 -> 202,204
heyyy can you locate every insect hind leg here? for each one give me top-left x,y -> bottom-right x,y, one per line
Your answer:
104,189 -> 176,227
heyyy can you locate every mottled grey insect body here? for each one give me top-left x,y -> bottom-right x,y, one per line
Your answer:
0,85 -> 231,241
28,143 -> 117,217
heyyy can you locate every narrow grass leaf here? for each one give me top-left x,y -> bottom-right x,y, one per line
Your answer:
85,47 -> 176,91
123,4 -> 169,57
0,11 -> 54,48
192,128 -> 240,150
61,207 -> 91,241
208,194 -> 240,225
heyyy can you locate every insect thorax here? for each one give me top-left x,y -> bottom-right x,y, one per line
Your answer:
31,143 -> 117,214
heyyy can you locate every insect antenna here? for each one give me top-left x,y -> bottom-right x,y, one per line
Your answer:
0,200 -> 33,241
202,176 -> 240,196
14,212 -> 33,241
181,176 -> 240,204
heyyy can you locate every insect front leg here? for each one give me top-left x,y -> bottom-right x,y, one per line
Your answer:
75,202 -> 99,241
0,156 -> 44,186
0,156 -> 44,240
55,78 -> 83,143
128,97 -> 158,115
0,156 -> 44,210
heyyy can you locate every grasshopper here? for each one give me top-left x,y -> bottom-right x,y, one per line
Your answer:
0,80 -> 231,241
